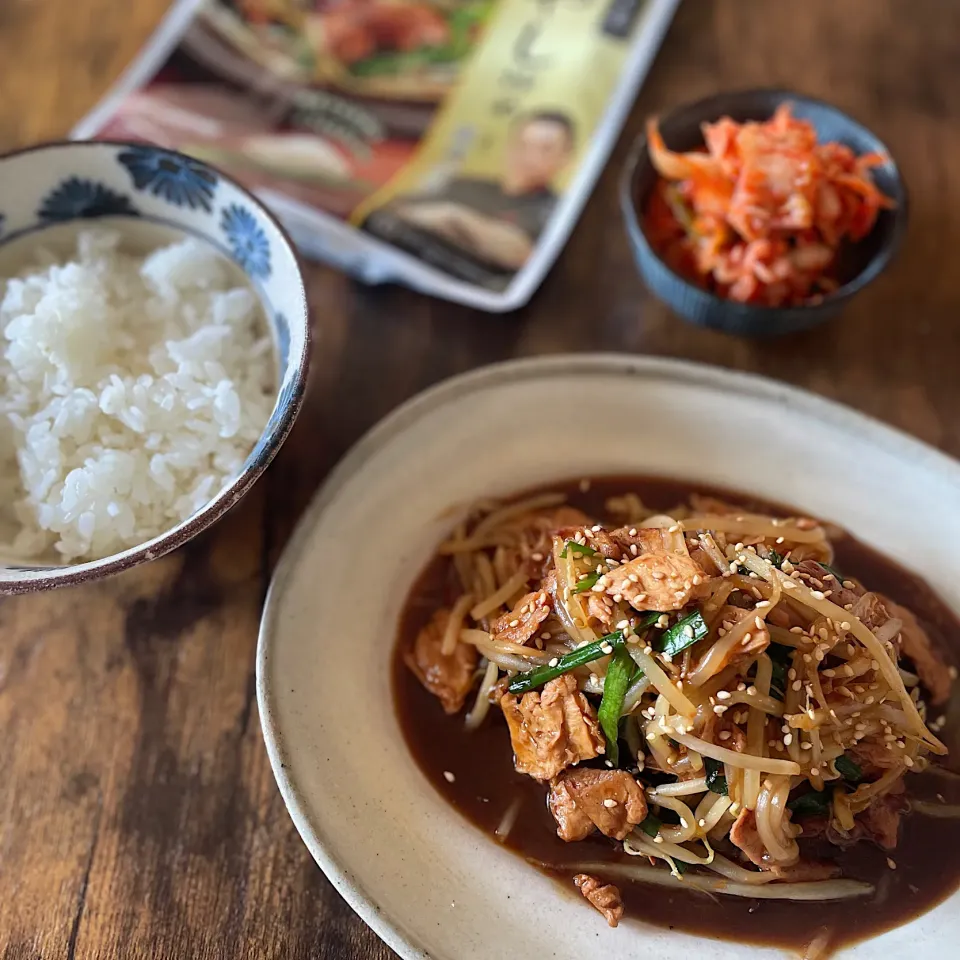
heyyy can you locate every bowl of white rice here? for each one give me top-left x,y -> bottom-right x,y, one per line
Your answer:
0,140 -> 309,592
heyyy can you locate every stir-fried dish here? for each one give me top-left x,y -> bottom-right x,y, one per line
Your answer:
643,105 -> 894,307
396,480 -> 959,955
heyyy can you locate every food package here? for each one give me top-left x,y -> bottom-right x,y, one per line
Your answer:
76,0 -> 678,310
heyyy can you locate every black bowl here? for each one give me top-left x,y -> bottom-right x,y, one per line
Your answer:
620,88 -> 908,338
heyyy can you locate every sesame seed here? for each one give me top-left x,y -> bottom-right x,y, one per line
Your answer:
531,552 -> 544,561
443,771 -> 456,783
591,524 -> 602,532
683,625 -> 695,638
508,619 -> 519,627
747,685 -> 758,696
653,835 -> 664,843
698,819 -> 707,827
737,682 -> 747,692
822,669 -> 836,678
792,680 -> 803,692
630,543 -> 638,556
755,616 -> 765,630
810,590 -> 825,600
904,757 -> 915,768
787,668 -> 797,681
643,646 -> 653,655
603,798 -> 618,808
616,619 -> 630,630
801,742 -> 812,750
743,632 -> 753,644
870,660 -> 880,671
728,562 -> 739,574
784,733 -> 793,746
669,524 -> 680,533
789,626 -> 804,635
716,690 -> 732,700
810,767 -> 820,777
692,574 -> 702,585
601,643 -> 614,655
840,621 -> 851,631
629,528 -> 637,536
783,580 -> 797,590
713,705 -> 728,715
719,731 -> 732,741
776,536 -> 785,544
541,631 -> 552,640
887,858 -> 897,870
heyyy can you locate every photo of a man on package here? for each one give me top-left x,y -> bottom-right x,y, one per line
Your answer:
390,110 -> 576,272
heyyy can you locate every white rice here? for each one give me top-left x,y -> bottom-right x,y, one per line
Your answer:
0,229 -> 275,562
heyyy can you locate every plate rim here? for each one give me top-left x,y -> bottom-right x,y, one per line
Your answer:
256,352 -> 960,960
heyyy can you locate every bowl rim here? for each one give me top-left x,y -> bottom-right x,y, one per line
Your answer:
619,86 -> 909,315
0,137 -> 312,593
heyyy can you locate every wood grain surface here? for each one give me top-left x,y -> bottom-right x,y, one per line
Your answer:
1,1 -> 959,957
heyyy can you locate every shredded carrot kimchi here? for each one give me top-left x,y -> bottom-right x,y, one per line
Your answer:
643,104 -> 894,307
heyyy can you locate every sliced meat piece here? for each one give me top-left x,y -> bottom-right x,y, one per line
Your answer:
492,589 -> 551,646
404,609 -> 478,715
547,769 -> 648,842
602,551 -> 703,612
583,528 -> 622,560
584,592 -> 617,632
850,740 -> 906,777
707,604 -> 770,671
851,592 -> 892,632
500,674 -> 604,781
828,780 -> 907,850
796,560 -> 863,608
766,600 -> 809,630
881,596 -> 952,705
730,808 -> 768,868
573,874 -> 624,928
608,525 -> 672,555
700,709 -> 747,753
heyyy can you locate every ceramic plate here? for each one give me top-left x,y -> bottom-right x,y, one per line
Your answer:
257,355 -> 960,960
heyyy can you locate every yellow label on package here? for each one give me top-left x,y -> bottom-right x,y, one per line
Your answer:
355,0 -> 663,291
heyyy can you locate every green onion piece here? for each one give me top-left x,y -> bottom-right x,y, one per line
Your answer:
560,540 -> 597,559
767,643 -> 793,701
834,754 -> 863,784
703,757 -> 728,796
639,813 -> 662,838
766,549 -> 785,569
672,859 -> 688,875
598,647 -> 634,767
572,573 -> 600,594
657,610 -> 709,659
506,631 -> 623,695
819,562 -> 845,582
787,789 -> 831,817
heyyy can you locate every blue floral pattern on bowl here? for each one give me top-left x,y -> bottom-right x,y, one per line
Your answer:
118,145 -> 218,212
0,140 -> 309,593
221,204 -> 271,280
38,177 -> 139,222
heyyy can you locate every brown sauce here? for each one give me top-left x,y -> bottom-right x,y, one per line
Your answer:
392,477 -> 960,956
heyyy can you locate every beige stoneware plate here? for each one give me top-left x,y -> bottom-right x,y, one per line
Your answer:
257,354 -> 960,959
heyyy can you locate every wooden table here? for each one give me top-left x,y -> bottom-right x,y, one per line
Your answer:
1,1 -> 959,956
